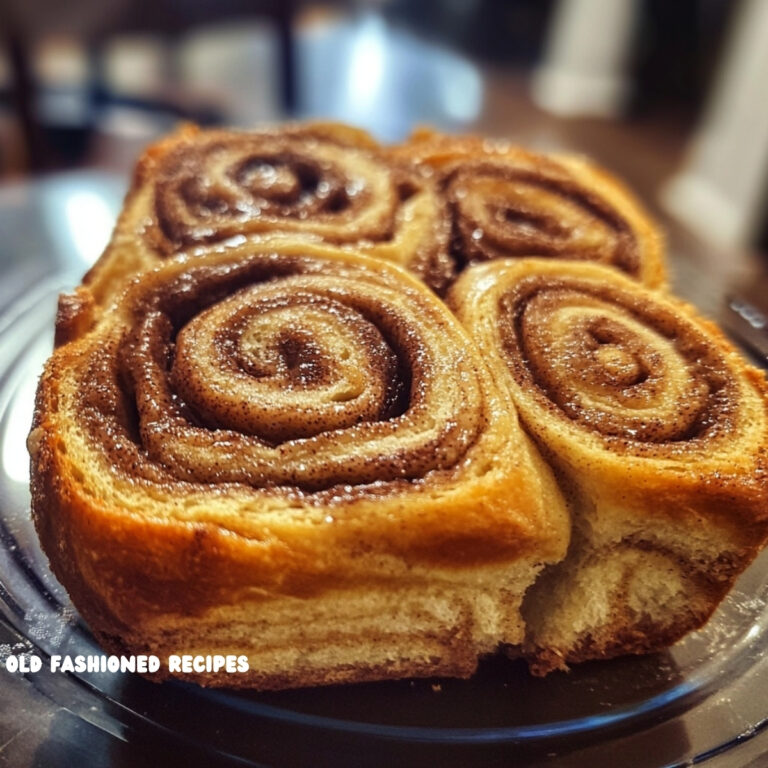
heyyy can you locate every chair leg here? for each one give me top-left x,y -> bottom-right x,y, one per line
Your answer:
276,1 -> 297,116
5,28 -> 49,172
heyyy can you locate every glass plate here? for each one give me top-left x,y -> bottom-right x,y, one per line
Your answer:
1,273 -> 768,768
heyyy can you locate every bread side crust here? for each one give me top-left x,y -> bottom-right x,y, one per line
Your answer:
31,412 -> 544,688
519,538 -> 750,675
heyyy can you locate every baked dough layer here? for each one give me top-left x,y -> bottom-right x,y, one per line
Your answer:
449,258 -> 768,672
391,128 -> 667,288
29,122 -> 768,688
30,241 -> 569,688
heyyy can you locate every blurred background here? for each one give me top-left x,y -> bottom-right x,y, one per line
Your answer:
1,0 -> 768,335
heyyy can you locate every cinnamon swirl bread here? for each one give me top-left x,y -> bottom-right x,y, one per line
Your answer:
393,128 -> 667,288
30,122 -> 768,687
30,240 -> 569,689
83,122 -> 453,305
449,259 -> 768,673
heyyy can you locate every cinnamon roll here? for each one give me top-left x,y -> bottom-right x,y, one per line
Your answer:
30,241 -> 569,689
394,129 -> 667,288
449,258 -> 768,673
84,122 -> 452,305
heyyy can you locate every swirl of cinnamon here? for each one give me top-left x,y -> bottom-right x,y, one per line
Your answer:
153,128 -> 397,250
501,280 -> 730,448
450,258 -> 768,676
32,240 -> 576,691
73,243 -> 492,493
393,130 -> 666,288
33,240 -> 572,625
89,123 -> 453,301
450,259 -> 766,459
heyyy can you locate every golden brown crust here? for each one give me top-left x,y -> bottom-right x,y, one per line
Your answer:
449,258 -> 768,672
30,241 -> 569,689
54,287 -> 96,347
391,128 -> 667,289
84,121 -> 454,301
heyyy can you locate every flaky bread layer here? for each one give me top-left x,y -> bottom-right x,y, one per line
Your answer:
519,531 -> 746,675
89,567 -> 538,690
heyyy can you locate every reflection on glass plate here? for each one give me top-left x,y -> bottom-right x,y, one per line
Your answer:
1,274 -> 767,768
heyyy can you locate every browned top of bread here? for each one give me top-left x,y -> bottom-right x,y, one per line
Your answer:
83,121 -> 454,301
390,127 -> 667,288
